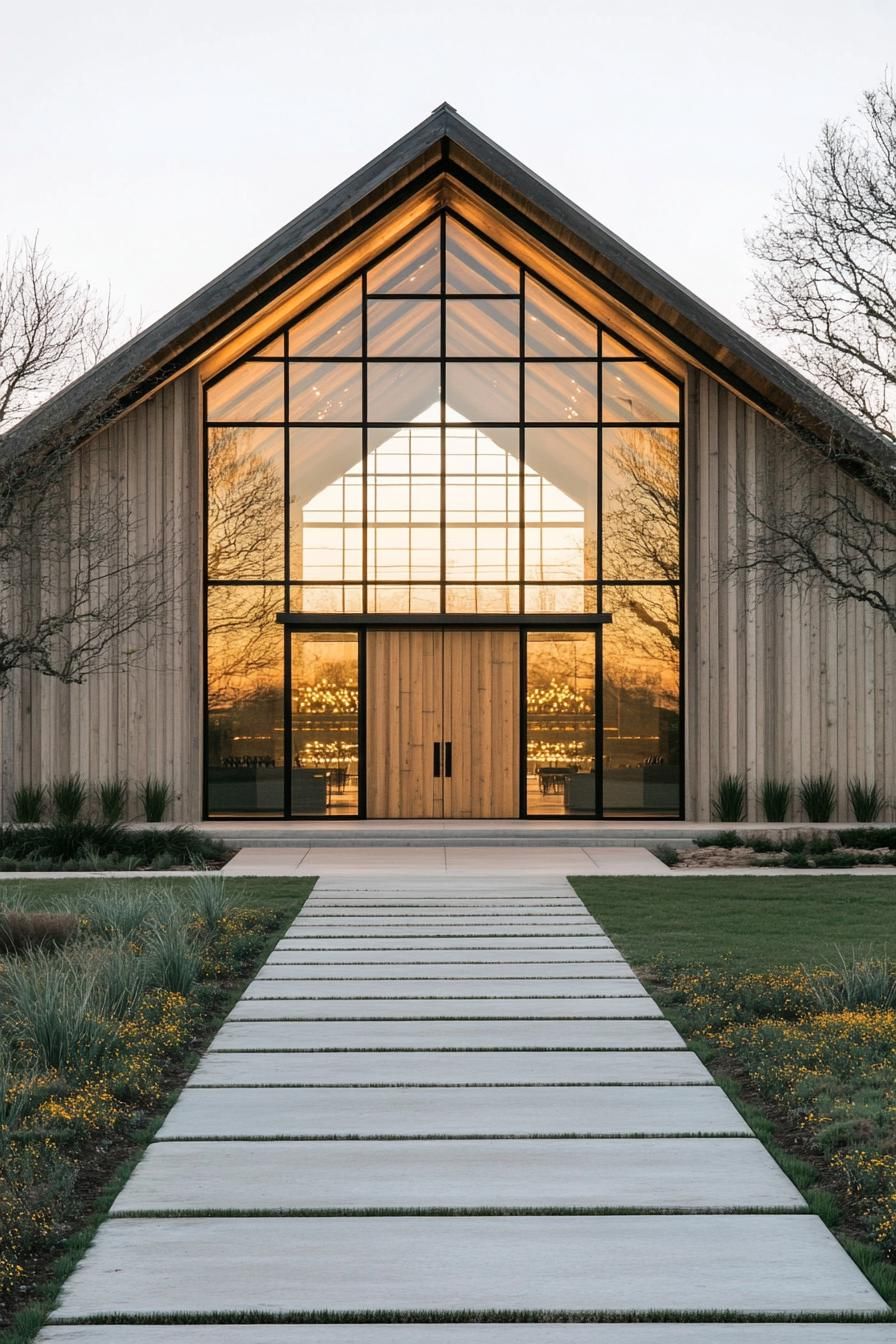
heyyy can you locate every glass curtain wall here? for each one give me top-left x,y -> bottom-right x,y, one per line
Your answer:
205,210 -> 682,816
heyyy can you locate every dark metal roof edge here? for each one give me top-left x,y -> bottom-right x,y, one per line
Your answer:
2,101 -> 891,468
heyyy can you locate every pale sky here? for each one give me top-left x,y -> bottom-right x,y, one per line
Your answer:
2,0 -> 894,348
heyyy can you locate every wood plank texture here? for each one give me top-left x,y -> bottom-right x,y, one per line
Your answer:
1,349 -> 893,823
366,630 -> 442,819
0,372 -> 203,821
443,628 -> 519,819
684,368 -> 896,821
366,629 -> 519,819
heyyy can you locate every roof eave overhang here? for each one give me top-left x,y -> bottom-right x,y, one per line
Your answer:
2,103 -> 892,474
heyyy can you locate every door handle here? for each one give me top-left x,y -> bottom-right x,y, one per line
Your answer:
433,742 -> 441,778
444,741 -> 452,778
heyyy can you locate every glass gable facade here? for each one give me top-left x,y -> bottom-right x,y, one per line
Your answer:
205,211 -> 682,818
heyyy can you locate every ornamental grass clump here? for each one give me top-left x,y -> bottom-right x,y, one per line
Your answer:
137,776 -> 173,823
89,938 -> 149,1019
0,948 -> 119,1077
10,785 -> 44,824
847,778 -> 886,824
96,777 -> 129,824
143,922 -> 200,996
80,883 -> 160,941
799,772 -> 836,823
711,774 -> 747,823
190,873 -> 231,935
0,910 -> 78,954
760,777 -> 791,822
803,947 -> 896,1012
49,775 -> 88,824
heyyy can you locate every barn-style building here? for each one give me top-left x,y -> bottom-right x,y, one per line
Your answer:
2,105 -> 892,822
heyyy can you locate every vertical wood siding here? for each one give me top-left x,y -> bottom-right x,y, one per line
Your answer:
0,372 -> 203,821
1,360 -> 892,823
686,368 -> 896,821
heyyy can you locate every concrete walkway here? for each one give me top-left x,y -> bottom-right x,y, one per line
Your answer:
221,846 -> 670,877
40,875 -> 892,1341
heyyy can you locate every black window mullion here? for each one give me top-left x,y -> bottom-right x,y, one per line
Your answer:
594,624 -> 604,820
362,270 -> 369,612
440,210 -> 447,615
520,627 -> 528,816
597,326 -> 604,593
204,209 -> 685,823
518,268 -> 526,615
283,626 -> 293,818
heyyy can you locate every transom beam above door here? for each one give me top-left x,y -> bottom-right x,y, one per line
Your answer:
278,613 -> 612,629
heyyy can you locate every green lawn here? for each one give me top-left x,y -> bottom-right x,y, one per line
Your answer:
569,875 -> 896,970
0,875 -> 315,915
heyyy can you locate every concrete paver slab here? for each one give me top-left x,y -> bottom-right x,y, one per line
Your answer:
289,926 -> 599,939
302,893 -> 584,901
35,1327 -> 896,1342
208,1018 -> 688,1051
301,904 -> 587,914
268,951 -> 628,968
157,1083 -> 750,1138
280,936 -> 615,949
188,1048 -> 710,1086
312,877 -> 578,887
299,912 -> 590,921
112,1137 -> 802,1213
229,996 -> 660,1018
245,977 -> 646,997
579,848 -> 670,874
51,1214 -> 887,1317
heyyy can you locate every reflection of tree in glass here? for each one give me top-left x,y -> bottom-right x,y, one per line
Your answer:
206,428 -> 284,713
604,590 -> 679,710
207,427 -> 282,581
206,587 -> 281,713
603,428 -> 679,666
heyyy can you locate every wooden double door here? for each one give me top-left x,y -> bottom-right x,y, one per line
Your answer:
366,629 -> 520,819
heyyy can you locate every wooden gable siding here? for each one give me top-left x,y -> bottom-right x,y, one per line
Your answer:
0,371 -> 203,822
1,358 -> 893,824
685,369 -> 895,822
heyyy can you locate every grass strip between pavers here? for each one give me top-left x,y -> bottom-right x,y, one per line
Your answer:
226,1015 -> 664,1022
46,1308 -> 896,1326
225,1016 -> 662,1022
206,1046 -> 688,1052
182,1081 -> 715,1088
107,1204 -> 810,1218
152,1130 -> 753,1141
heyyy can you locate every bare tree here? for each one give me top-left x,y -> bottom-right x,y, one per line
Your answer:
602,426 -> 680,663
740,75 -> 896,631
0,236 -> 174,693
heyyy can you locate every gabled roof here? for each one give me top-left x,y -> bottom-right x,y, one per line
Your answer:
1,102 -> 890,467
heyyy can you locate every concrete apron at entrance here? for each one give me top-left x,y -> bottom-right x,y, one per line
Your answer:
221,846 -> 671,877
41,877 -> 890,1341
